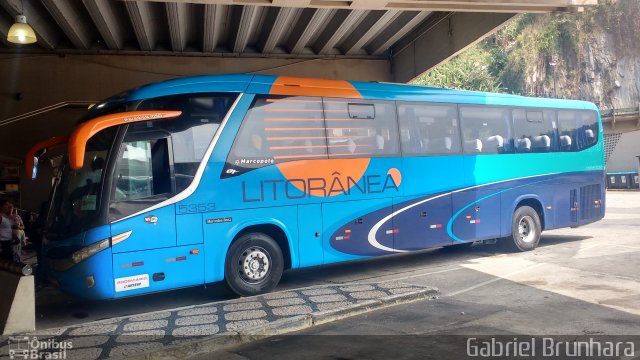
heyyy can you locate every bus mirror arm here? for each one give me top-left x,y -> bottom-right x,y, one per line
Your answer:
68,110 -> 182,170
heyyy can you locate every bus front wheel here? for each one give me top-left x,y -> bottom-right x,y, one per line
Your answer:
225,232 -> 284,297
507,206 -> 541,252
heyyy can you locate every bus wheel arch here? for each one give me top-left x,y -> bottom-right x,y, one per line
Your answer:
234,224 -> 292,270
224,224 -> 291,297
513,197 -> 545,231
506,200 -> 543,252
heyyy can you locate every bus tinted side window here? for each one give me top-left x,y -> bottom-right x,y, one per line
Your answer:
558,110 -> 598,151
398,103 -> 461,155
113,138 -> 171,202
513,109 -> 556,153
578,111 -> 598,150
324,99 -> 399,158
558,111 -> 577,151
137,94 -> 236,191
460,106 -> 512,154
226,96 -> 326,175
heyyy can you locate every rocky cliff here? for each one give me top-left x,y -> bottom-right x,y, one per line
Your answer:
415,0 -> 640,110
543,0 -> 640,109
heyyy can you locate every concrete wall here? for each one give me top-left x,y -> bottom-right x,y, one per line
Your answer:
606,130 -> 640,173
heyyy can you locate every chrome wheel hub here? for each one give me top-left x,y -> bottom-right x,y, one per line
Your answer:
518,216 -> 535,243
240,247 -> 270,283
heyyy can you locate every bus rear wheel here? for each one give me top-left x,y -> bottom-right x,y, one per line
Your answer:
506,206 -> 541,252
225,232 -> 284,297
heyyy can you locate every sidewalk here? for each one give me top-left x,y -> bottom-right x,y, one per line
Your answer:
0,281 -> 437,359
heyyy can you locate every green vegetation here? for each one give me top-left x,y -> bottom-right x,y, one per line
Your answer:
412,0 -> 640,100
411,46 -> 502,93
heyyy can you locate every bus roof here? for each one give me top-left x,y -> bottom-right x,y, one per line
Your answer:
120,74 -> 598,112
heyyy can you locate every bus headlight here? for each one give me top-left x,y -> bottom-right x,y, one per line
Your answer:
71,238 -> 110,264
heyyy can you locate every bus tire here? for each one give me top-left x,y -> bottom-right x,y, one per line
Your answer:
225,232 -> 284,297
507,206 -> 541,252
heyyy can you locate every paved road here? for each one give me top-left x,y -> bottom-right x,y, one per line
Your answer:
198,191 -> 640,359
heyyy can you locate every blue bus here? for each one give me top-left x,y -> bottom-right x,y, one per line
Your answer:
38,74 -> 604,299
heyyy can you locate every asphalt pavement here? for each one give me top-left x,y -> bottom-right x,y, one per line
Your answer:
198,191 -> 640,359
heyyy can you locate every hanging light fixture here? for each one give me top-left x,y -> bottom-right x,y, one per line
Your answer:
7,2 -> 37,45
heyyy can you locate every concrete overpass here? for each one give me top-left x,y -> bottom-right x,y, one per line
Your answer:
602,105 -> 640,134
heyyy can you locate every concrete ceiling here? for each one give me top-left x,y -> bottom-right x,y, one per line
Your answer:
0,0 -> 594,58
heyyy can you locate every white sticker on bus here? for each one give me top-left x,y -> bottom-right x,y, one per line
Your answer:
115,274 -> 150,292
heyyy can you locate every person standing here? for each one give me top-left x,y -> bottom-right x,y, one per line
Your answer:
0,199 -> 24,263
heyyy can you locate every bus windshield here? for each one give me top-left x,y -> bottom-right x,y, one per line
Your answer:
46,128 -> 117,239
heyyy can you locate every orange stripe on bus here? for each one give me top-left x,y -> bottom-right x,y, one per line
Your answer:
267,136 -> 327,140
273,154 -> 328,160
269,76 -> 362,99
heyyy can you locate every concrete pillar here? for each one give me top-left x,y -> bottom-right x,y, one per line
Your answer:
0,271 -> 35,335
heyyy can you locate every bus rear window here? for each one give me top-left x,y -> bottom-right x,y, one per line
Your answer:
558,110 -> 598,151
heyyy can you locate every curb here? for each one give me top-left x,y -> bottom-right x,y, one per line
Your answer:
131,287 -> 438,360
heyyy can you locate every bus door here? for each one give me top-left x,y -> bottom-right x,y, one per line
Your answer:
297,204 -> 324,267
109,131 -> 204,295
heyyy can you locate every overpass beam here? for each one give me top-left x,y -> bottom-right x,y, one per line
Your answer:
124,1 -> 156,51
391,12 -> 515,83
166,2 -> 189,52
82,0 -> 125,50
203,4 -> 228,53
41,0 -> 93,50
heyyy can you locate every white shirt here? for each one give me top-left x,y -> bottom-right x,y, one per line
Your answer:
0,214 -> 14,242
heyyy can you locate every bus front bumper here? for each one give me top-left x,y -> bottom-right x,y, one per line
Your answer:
45,246 -> 115,300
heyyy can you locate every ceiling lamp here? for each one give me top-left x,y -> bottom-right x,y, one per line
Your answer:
7,14 -> 37,44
